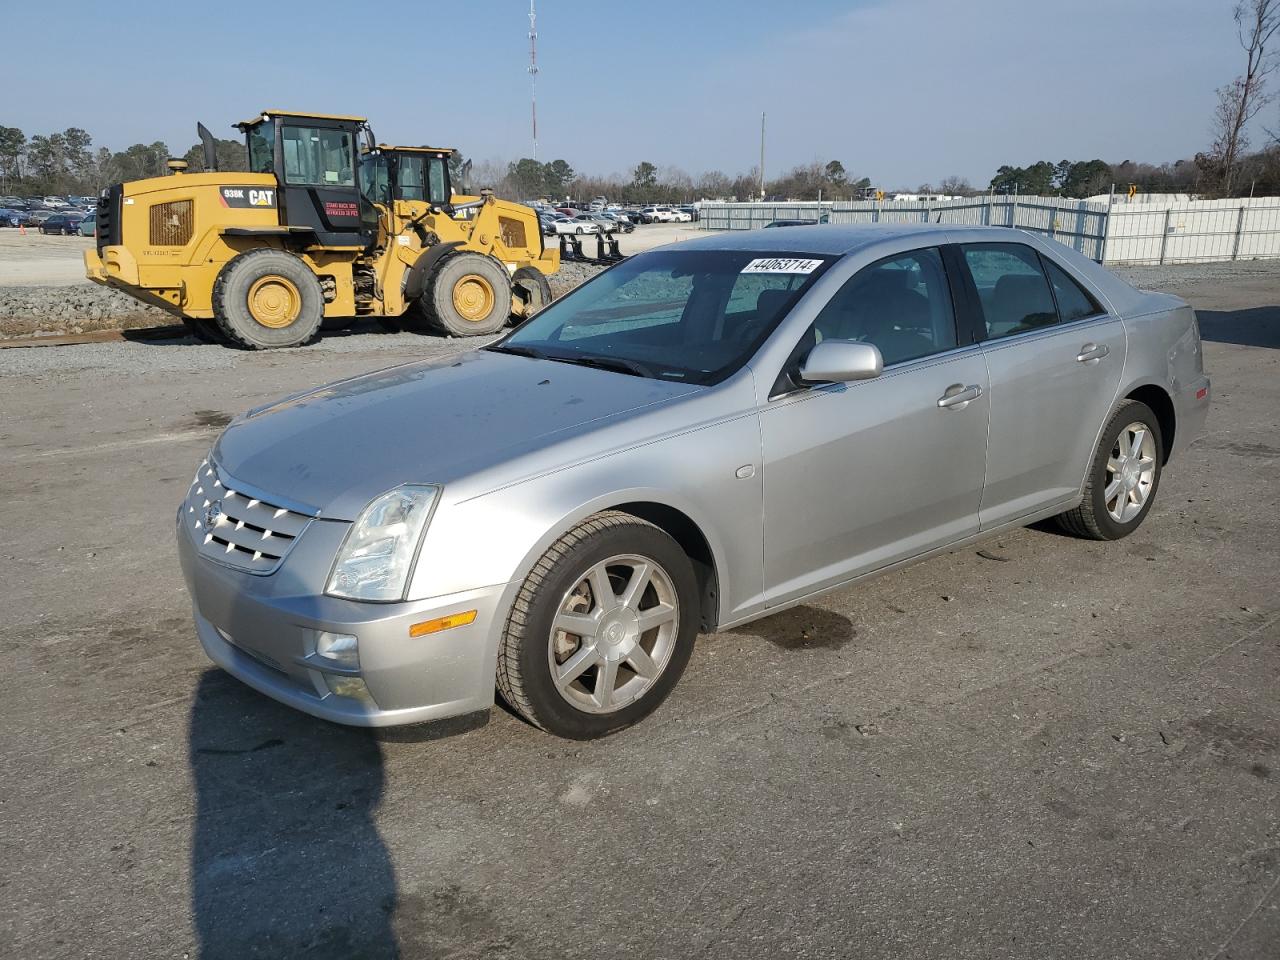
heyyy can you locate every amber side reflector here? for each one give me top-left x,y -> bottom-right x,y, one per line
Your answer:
409,610 -> 478,638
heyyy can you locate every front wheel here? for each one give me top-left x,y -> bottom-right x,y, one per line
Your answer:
510,266 -> 553,323
1055,399 -> 1163,540
415,251 -> 512,337
496,512 -> 699,738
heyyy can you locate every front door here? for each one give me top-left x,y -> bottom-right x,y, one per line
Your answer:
956,242 -> 1126,528
277,121 -> 367,246
760,247 -> 990,606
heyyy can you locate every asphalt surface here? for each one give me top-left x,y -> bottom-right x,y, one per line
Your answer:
1,262 -> 1278,959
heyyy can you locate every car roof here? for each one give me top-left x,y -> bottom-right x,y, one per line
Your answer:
670,223 -> 1055,257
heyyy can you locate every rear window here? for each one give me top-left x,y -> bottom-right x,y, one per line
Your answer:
1043,258 -> 1103,322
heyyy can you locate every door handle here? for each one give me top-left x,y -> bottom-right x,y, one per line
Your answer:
937,383 -> 983,409
1076,343 -> 1110,363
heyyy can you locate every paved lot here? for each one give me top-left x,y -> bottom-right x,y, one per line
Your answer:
1,262 -> 1277,959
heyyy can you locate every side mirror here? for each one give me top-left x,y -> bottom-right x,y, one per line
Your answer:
799,339 -> 883,384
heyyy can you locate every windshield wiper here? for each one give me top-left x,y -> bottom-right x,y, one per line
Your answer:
486,343 -> 548,360
551,354 -> 655,379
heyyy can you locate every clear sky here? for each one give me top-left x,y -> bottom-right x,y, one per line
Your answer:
0,0 -> 1258,188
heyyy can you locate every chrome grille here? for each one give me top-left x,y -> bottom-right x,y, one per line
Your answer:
182,458 -> 314,574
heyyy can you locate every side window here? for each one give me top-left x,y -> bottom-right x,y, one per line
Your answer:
961,243 -> 1057,340
810,247 -> 957,366
396,156 -> 426,202
280,125 -> 354,187
359,155 -> 390,205
426,158 -> 449,204
1043,258 -> 1103,323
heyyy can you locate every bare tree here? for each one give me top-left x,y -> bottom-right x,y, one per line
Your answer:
1207,0 -> 1280,194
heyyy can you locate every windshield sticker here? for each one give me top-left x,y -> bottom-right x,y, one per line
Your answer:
741,257 -> 823,274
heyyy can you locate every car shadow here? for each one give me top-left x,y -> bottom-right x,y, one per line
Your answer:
1195,306 -> 1280,349
189,668 -> 401,959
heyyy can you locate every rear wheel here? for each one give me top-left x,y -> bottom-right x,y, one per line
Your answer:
1056,399 -> 1163,540
496,512 -> 698,739
211,249 -> 324,349
416,252 -> 512,337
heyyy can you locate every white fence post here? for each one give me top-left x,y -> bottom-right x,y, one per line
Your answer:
1158,208 -> 1172,265
1232,206 -> 1247,261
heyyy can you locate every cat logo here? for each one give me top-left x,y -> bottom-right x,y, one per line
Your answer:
219,186 -> 276,209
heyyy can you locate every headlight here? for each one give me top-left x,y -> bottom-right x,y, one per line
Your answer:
326,484 -> 439,602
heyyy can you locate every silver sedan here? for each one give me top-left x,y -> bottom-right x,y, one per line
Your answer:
177,224 -> 1210,738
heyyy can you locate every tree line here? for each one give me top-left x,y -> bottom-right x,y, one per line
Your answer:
0,125 -> 248,196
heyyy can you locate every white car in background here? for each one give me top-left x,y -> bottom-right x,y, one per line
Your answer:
640,207 -> 675,223
668,208 -> 693,223
552,216 -> 600,235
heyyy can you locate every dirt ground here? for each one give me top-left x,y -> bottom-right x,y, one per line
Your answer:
0,262 -> 1277,959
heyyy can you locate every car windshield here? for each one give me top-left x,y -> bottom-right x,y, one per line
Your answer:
490,249 -> 834,385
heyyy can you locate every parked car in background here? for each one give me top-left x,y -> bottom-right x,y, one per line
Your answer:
552,215 -> 600,235
27,209 -> 58,226
668,208 -> 693,223
678,205 -> 699,222
42,197 -> 70,208
178,224 -> 1208,738
598,213 -> 636,233
79,211 -> 96,237
555,207 -> 581,218
582,213 -> 630,233
539,214 -> 559,236
0,208 -> 32,227
39,212 -> 86,235
639,207 -> 674,223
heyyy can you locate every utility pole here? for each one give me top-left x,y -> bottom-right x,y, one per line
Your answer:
528,0 -> 539,160
759,112 -> 765,200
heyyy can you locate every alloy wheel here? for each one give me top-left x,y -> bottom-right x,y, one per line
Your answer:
1105,421 -> 1157,523
547,554 -> 679,714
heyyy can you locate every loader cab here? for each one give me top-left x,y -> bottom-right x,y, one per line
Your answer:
378,146 -> 454,206
237,110 -> 377,247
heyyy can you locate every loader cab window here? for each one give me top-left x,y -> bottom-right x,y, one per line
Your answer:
280,125 -> 355,187
396,155 -> 426,203
360,154 -> 390,205
427,157 -> 449,204
246,125 -> 274,175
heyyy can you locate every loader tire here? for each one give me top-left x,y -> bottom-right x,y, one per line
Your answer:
510,266 -> 553,324
212,249 -> 324,349
417,252 -> 511,337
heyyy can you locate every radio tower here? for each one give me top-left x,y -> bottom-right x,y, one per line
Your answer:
528,0 -> 539,160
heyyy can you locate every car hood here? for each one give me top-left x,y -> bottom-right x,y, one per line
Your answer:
212,349 -> 701,520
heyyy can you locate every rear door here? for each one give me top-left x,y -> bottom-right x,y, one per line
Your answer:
956,242 -> 1126,528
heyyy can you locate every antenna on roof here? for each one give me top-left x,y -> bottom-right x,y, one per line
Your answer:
528,0 -> 539,160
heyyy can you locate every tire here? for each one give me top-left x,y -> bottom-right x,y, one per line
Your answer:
510,266 -> 553,324
415,251 -> 512,337
496,512 -> 699,739
1055,399 -> 1163,540
211,248 -> 324,349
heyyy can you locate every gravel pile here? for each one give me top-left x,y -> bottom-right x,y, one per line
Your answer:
0,284 -> 167,338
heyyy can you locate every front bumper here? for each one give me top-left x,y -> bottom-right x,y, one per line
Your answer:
177,510 -> 507,727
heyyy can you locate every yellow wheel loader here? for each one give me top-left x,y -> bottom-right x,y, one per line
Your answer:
84,110 -> 558,348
